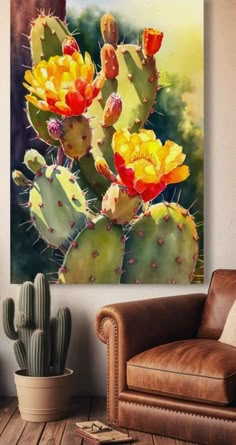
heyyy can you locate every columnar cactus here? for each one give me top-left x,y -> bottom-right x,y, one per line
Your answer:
2,274 -> 71,376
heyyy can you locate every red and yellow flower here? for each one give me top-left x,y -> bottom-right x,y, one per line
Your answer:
96,129 -> 190,203
142,28 -> 164,57
112,129 -> 189,202
23,52 -> 105,117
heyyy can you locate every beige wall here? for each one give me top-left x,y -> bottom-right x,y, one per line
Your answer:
0,0 -> 236,395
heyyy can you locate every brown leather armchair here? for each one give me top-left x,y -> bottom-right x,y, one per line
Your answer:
95,270 -> 236,445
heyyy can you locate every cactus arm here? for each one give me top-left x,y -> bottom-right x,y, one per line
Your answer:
34,273 -> 51,330
18,281 -> 34,327
50,317 -> 57,367
2,299 -> 18,340
52,308 -> 71,375
13,340 -> 27,370
29,330 -> 49,377
30,15 -> 70,65
16,281 -> 35,356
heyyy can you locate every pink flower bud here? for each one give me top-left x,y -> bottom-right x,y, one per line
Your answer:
103,93 -> 122,126
47,118 -> 63,140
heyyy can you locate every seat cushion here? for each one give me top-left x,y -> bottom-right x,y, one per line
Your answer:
127,339 -> 236,405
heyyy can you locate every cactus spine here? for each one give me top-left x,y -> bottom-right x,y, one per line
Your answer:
2,274 -> 71,376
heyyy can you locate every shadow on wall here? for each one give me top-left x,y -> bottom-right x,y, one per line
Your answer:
67,308 -> 96,395
0,360 -> 6,396
204,0 -> 212,282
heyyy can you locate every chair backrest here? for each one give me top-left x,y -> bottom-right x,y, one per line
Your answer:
197,269 -> 236,339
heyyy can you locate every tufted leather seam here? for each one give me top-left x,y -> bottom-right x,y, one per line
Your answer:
100,317 -> 119,425
120,400 -> 236,423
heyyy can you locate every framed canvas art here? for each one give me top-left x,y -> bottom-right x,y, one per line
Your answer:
11,0 -> 204,284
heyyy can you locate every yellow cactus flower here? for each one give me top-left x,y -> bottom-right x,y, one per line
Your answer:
23,52 -> 105,117
111,129 -> 190,202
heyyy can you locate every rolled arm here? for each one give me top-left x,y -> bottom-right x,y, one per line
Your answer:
95,294 -> 206,424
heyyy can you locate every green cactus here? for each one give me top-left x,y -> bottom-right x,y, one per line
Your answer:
121,202 -> 199,284
14,340 -> 28,370
52,308 -> 72,375
102,183 -> 141,225
2,273 -> 71,376
25,12 -> 158,201
80,42 -> 158,198
27,103 -> 61,147
60,115 -> 92,160
58,216 -> 124,284
30,12 -> 70,65
34,273 -> 50,330
26,12 -> 70,144
17,281 -> 35,357
2,299 -> 18,340
29,329 -> 48,377
13,149 -> 87,249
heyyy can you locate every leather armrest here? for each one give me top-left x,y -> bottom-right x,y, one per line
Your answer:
95,294 -> 206,413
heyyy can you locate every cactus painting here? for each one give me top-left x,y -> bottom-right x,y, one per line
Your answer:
11,0 -> 204,284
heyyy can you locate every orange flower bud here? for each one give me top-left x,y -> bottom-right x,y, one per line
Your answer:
101,13 -> 119,46
103,93 -> 122,126
142,28 -> 163,57
95,157 -> 117,183
101,44 -> 119,80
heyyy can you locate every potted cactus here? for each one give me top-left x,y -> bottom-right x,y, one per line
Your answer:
2,273 -> 73,422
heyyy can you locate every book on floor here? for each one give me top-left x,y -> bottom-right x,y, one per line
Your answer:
75,420 -> 134,444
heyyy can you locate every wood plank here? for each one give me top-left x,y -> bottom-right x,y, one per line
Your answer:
17,422 -> 45,445
0,407 -> 26,445
153,434 -> 200,445
129,429 -> 154,445
61,397 -> 91,445
89,396 -> 107,422
38,418 -> 67,445
0,398 -> 18,436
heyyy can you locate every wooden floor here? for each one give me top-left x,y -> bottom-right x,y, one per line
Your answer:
0,397 -> 200,445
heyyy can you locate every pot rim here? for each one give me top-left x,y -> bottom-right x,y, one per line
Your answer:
14,368 -> 73,380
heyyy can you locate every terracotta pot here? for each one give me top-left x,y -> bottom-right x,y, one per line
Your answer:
14,368 -> 74,422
